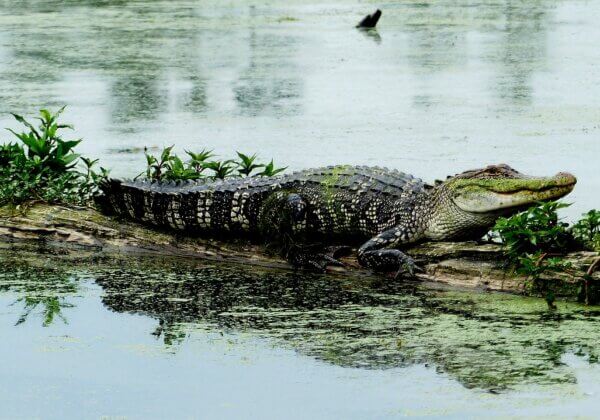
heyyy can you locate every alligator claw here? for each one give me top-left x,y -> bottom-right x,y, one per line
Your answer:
287,246 -> 346,272
321,253 -> 346,267
306,258 -> 327,272
394,256 -> 422,279
303,253 -> 345,272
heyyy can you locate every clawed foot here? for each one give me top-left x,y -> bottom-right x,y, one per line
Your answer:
394,256 -> 424,279
287,245 -> 346,272
358,247 -> 424,279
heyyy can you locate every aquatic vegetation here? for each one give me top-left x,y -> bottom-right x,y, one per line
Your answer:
0,108 -> 108,206
1,226 -> 600,391
493,202 -> 600,303
276,16 -> 299,23
259,159 -> 287,177
138,146 -> 286,181
235,152 -> 263,176
139,145 -> 205,181
493,201 -> 574,260
201,159 -> 237,180
0,108 -> 286,205
493,201 -> 575,281
572,210 -> 600,252
493,201 -> 600,259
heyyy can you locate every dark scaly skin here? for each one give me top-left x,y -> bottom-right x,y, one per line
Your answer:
99,164 -> 577,276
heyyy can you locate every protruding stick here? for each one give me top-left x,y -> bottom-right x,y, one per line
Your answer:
356,9 -> 382,29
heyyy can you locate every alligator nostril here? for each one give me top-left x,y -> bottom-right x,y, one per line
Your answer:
556,172 -> 577,185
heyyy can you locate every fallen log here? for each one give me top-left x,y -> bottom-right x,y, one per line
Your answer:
0,203 -> 598,302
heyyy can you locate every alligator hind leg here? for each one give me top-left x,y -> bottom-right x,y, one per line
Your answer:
259,191 -> 344,271
357,227 -> 423,278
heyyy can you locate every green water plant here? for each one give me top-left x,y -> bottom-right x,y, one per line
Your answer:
140,145 -> 206,181
259,159 -> 287,177
1,108 -> 286,206
571,210 -> 600,252
493,201 -> 574,264
236,152 -> 263,176
186,149 -> 214,173
203,159 -> 237,179
138,146 -> 286,181
0,108 -> 108,206
7,107 -> 80,171
493,201 -> 600,304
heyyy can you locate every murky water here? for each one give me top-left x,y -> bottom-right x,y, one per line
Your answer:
1,0 -> 600,417
0,0 -> 598,219
1,250 -> 600,418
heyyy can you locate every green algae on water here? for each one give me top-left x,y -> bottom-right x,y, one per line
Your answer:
2,251 -> 600,391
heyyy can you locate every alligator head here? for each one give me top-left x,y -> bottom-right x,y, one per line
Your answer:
425,164 -> 577,240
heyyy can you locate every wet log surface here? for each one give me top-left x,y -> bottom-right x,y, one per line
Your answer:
1,203 -> 598,299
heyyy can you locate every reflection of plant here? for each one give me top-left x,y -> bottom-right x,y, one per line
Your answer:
0,258 -> 79,327
12,296 -> 74,327
151,318 -> 187,347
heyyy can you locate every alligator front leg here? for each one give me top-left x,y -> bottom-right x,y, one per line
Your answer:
357,227 -> 422,277
259,191 -> 343,271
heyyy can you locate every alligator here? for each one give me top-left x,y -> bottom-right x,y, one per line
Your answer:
98,164 -> 576,276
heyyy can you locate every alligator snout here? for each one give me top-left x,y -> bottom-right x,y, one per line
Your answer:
555,172 -> 577,186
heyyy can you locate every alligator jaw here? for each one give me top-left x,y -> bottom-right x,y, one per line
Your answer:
451,172 -> 577,214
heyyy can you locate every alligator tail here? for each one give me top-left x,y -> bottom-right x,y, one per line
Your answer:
98,177 -> 157,223
96,178 -> 130,217
96,178 -> 201,231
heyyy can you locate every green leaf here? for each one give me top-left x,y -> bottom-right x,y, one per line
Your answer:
55,105 -> 66,118
185,149 -> 213,162
39,109 -> 53,124
11,113 -> 41,139
61,153 -> 80,166
59,139 -> 82,153
161,145 -> 174,162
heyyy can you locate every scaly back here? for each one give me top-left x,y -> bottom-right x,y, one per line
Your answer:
98,165 -> 428,234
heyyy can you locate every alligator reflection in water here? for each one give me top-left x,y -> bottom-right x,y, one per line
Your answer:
2,255 -> 600,391
93,260 -> 600,390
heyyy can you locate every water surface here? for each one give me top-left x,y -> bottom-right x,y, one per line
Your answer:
0,0 -> 598,218
1,0 -> 600,417
1,251 -> 600,418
